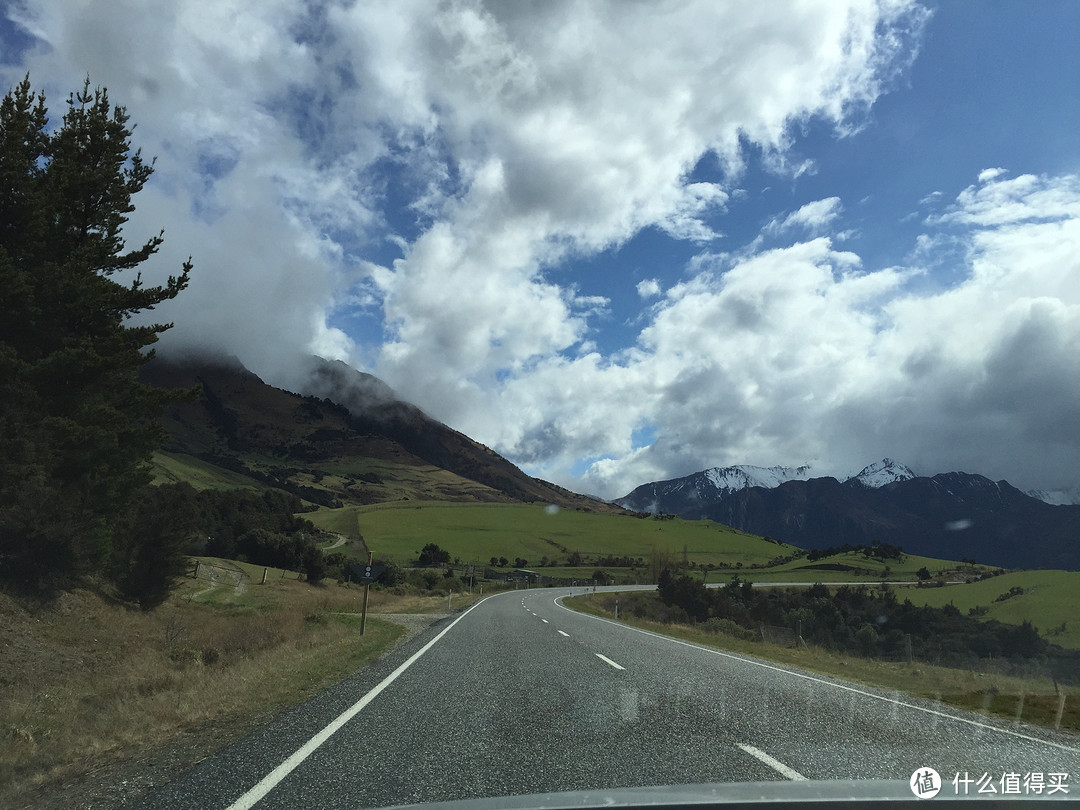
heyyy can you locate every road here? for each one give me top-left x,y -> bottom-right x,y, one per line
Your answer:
132,586 -> 1079,809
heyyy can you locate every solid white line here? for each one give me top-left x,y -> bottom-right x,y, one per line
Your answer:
554,597 -> 1080,754
223,597 -> 491,810
737,743 -> 806,781
595,653 -> 626,670
558,630 -> 570,637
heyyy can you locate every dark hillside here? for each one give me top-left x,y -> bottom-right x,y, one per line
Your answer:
142,353 -> 617,512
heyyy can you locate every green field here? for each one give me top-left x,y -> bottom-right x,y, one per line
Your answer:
735,550 -> 985,582
897,570 -> 1080,649
308,502 -> 793,569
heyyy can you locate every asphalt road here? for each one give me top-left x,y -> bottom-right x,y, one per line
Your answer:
130,586 -> 1080,809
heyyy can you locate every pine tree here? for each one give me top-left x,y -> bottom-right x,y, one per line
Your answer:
0,76 -> 192,593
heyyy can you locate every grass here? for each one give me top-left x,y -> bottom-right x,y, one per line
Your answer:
566,593 -> 1080,734
307,505 -> 365,538
734,551 -> 980,582
896,571 -> 1080,649
149,451 -> 268,492
314,501 -> 794,569
0,560 -> 482,808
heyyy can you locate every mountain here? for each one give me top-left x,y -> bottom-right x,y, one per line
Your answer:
847,458 -> 916,488
1027,486 -> 1080,506
618,462 -> 1080,570
141,353 -> 617,512
617,464 -> 812,516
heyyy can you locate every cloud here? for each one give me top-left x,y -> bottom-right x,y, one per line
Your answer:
22,1 -> 1050,504
636,279 -> 662,299
765,197 -> 844,236
576,171 -> 1080,498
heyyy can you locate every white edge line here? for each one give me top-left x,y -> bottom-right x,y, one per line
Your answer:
737,743 -> 806,781
224,596 -> 492,810
554,596 -> 1080,754
595,652 -> 626,671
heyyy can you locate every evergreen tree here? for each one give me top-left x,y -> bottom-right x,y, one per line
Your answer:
0,76 -> 192,593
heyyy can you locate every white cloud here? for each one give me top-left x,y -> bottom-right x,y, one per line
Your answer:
576,171 -> 1080,497
636,279 -> 662,299
765,197 -> 844,235
977,167 -> 1007,184
20,0 -> 1040,503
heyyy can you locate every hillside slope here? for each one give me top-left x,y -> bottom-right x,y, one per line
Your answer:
142,354 -> 616,512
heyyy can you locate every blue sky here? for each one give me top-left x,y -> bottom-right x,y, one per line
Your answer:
3,1 -> 1079,499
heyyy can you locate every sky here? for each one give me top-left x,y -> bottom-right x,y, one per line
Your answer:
2,1 -> 1079,500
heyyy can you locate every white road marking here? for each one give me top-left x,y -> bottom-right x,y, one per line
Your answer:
555,597 -> 1080,754
737,743 -> 806,780
595,653 -> 625,670
541,619 -> 549,623
558,630 -> 570,637
223,596 -> 492,810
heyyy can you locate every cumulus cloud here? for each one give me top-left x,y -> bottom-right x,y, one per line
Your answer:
32,1 -> 1080,505
576,171 -> 1080,497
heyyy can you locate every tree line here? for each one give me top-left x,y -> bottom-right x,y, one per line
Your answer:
655,571 -> 1079,683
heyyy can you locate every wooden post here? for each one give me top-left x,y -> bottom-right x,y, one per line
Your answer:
360,551 -> 372,636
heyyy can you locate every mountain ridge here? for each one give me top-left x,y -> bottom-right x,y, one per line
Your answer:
142,352 -> 621,513
616,462 -> 1080,570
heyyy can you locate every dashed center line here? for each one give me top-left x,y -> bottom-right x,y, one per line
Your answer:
541,619 -> 549,623
557,630 -> 569,637
737,743 -> 806,781
595,653 -> 625,670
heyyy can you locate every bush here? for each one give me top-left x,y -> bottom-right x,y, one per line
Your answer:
418,543 -> 450,566
704,616 -> 758,641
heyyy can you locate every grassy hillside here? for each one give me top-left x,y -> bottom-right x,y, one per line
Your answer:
309,502 -> 795,569
737,549 -> 985,582
143,356 -> 622,512
149,451 -> 269,491
897,570 -> 1080,649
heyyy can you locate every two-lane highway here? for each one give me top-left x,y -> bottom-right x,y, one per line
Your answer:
132,587 -> 1079,809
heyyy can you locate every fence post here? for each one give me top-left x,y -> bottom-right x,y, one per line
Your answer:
905,633 -> 913,664
1055,693 -> 1066,731
261,567 -> 268,585
194,561 -> 201,580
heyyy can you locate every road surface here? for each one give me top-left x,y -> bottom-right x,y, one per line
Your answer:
132,586 -> 1079,809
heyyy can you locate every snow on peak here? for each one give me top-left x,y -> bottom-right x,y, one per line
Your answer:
1027,486 -> 1080,506
703,464 -> 813,492
848,458 -> 916,488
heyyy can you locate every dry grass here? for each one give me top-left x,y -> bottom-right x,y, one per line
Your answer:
0,568 -> 444,807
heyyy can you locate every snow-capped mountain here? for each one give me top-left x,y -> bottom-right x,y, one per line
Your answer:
616,459 -> 1080,570
845,458 -> 916,488
703,464 -> 813,492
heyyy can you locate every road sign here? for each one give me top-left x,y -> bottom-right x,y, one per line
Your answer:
348,563 -> 386,584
